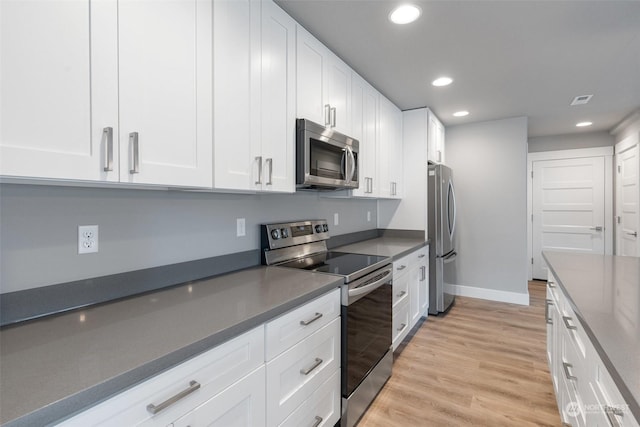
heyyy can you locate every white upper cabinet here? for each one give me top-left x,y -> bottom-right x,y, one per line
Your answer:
427,109 -> 445,165
1,0 -> 213,188
350,73 -> 379,197
296,26 -> 350,135
118,0 -> 212,188
378,95 -> 403,199
213,0 -> 295,193
0,0 -> 118,182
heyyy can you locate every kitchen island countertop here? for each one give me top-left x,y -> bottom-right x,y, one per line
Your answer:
543,251 -> 640,422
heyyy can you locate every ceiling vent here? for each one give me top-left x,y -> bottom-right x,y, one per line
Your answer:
570,94 -> 593,106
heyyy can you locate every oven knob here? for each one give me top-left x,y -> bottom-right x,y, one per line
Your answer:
315,224 -> 323,233
280,228 -> 289,238
323,224 -> 329,232
270,229 -> 281,240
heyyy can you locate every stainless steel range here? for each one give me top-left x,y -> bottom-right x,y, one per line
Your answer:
261,219 -> 393,427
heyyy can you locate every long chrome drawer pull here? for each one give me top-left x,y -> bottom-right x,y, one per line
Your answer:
396,265 -> 406,271
146,380 -> 200,414
312,415 -> 323,427
562,362 -> 577,381
129,132 -> 139,174
324,104 -> 331,126
545,300 -> 553,325
300,358 -> 323,376
300,312 -> 323,326
397,323 -> 407,332
396,290 -> 407,298
102,127 -> 113,172
266,158 -> 273,185
605,405 -> 624,427
562,316 -> 578,330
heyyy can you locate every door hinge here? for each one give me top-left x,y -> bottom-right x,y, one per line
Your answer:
531,170 -> 534,178
531,257 -> 534,265
531,214 -> 534,222
618,165 -> 622,174
617,216 -> 621,224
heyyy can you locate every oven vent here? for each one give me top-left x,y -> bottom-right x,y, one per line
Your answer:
570,94 -> 593,106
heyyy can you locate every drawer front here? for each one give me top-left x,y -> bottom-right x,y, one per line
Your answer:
279,370 -> 340,427
266,318 -> 340,427
393,254 -> 411,278
171,366 -> 266,427
265,288 -> 340,361
57,326 -> 265,427
412,246 -> 428,265
594,361 -> 639,427
392,271 -> 410,308
392,300 -> 410,351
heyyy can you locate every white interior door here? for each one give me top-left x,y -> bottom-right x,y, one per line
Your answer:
616,144 -> 640,256
532,157 -> 606,279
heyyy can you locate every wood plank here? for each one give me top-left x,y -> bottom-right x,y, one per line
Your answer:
358,281 -> 561,426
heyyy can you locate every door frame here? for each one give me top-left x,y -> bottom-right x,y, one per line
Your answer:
527,147 -> 614,280
614,133 -> 640,255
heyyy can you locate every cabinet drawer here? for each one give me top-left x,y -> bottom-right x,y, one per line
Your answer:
393,254 -> 411,278
279,370 -> 340,427
266,318 -> 340,426
593,361 -> 639,427
265,288 -> 340,361
392,271 -> 409,308
411,246 -> 428,264
392,301 -> 410,351
57,326 -> 264,427
171,366 -> 266,427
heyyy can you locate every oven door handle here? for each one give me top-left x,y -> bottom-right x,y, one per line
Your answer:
348,268 -> 392,299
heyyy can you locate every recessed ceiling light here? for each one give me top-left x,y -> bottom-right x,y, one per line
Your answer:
576,121 -> 593,127
389,4 -> 422,25
453,111 -> 469,117
432,77 -> 453,87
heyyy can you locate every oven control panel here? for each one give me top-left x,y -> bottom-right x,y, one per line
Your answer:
261,219 -> 330,250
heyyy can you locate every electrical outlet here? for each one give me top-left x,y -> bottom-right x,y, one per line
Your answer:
367,211 -> 371,222
334,213 -> 339,226
236,218 -> 246,237
78,225 -> 99,254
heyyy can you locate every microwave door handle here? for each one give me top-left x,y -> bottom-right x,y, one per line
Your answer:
346,146 -> 356,183
341,149 -> 347,180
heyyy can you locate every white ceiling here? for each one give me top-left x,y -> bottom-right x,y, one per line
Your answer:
276,0 -> 640,137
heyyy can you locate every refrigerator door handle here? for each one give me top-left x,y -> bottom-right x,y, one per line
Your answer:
448,179 -> 457,240
443,251 -> 457,264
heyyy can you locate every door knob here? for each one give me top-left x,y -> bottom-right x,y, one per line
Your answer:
590,226 -> 603,231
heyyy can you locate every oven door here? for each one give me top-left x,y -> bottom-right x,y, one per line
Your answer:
341,268 -> 392,397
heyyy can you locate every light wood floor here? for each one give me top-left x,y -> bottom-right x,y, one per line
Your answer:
358,281 -> 561,427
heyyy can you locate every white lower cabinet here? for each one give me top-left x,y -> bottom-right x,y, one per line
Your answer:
392,300 -> 410,351
170,366 -> 266,427
546,272 -> 639,427
279,370 -> 341,427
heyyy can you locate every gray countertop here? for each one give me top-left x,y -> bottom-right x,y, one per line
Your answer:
335,236 -> 427,260
543,251 -> 640,421
0,266 -> 343,427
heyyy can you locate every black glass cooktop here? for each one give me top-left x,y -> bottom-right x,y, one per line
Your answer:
278,251 -> 390,282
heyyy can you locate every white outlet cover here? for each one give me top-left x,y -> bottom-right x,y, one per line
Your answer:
334,213 -> 339,226
78,225 -> 99,254
236,218 -> 246,237
367,211 -> 371,222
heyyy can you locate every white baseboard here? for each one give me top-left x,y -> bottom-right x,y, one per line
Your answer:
446,284 -> 530,306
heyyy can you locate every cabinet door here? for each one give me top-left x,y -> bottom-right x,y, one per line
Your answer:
389,104 -> 403,199
418,248 -> 429,316
171,366 -> 266,427
0,0 -> 118,181
350,74 -> 378,198
118,0 -> 212,188
377,96 -> 393,198
296,26 -> 328,126
427,110 -> 445,165
326,56 -> 351,135
212,0 -> 259,191
260,0 -> 296,193
409,264 -> 421,328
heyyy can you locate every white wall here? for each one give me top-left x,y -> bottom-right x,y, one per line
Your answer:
0,184 -> 377,293
528,131 -> 614,153
445,117 -> 529,298
377,109 -> 427,232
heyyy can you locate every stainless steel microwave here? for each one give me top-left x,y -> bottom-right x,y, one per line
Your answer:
296,118 -> 359,190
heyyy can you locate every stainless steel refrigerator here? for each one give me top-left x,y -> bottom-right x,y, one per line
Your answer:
428,163 -> 457,314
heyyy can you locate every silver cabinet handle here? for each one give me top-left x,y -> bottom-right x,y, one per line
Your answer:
312,415 -> 323,427
324,104 -> 331,126
397,322 -> 407,332
146,380 -> 200,414
331,107 -> 336,127
300,312 -> 323,326
626,231 -> 638,237
545,299 -> 553,325
547,281 -> 556,288
420,265 -> 426,281
396,265 -> 406,271
562,362 -> 577,381
368,177 -> 373,193
605,405 -> 624,427
300,357 -> 323,375
255,156 -> 263,185
129,132 -> 139,174
396,290 -> 407,298
590,226 -> 603,231
102,127 -> 113,172
562,316 -> 577,330
418,254 -> 426,258
266,158 -> 273,185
